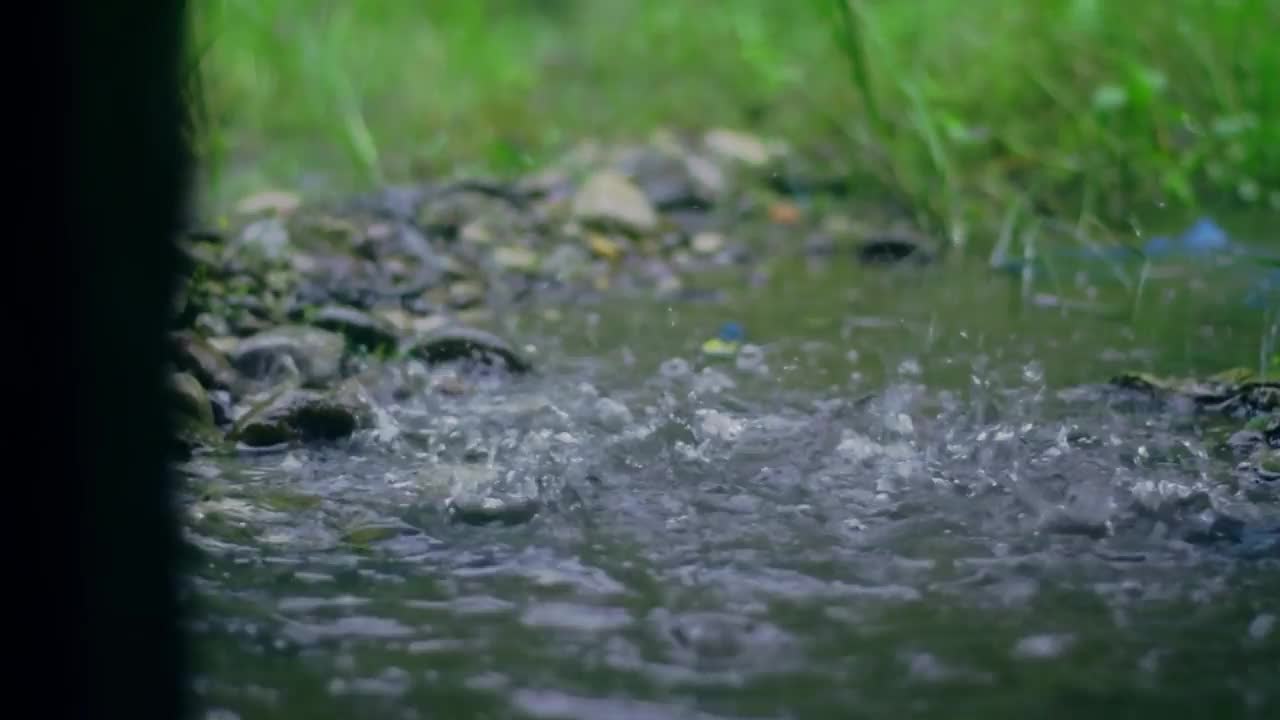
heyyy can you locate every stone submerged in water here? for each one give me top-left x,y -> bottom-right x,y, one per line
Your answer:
856,231 -> 937,265
231,325 -> 346,386
571,170 -> 658,234
230,387 -> 367,447
310,305 -> 399,353
446,493 -> 541,527
1110,369 -> 1279,419
405,325 -> 532,374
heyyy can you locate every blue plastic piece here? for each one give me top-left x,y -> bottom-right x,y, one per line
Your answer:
1181,217 -> 1230,253
1144,216 -> 1231,258
718,322 -> 744,342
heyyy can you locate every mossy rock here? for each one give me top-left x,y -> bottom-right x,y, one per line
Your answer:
229,387 -> 367,447
230,325 -> 346,386
1110,369 -> 1278,418
404,325 -> 532,374
310,304 -> 400,354
171,372 -> 214,426
170,372 -> 223,455
171,331 -> 239,391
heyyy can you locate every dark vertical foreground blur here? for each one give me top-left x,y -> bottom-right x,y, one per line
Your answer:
69,0 -> 191,717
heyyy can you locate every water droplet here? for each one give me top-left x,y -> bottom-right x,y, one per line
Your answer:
1022,361 -> 1044,384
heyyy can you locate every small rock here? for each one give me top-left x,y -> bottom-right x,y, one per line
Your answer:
625,150 -> 709,210
194,312 -> 230,338
365,222 -> 394,240
447,281 -> 486,309
171,331 -> 238,390
691,232 -> 725,255
230,388 -> 366,447
858,232 -> 937,265
170,372 -> 220,454
685,155 -> 726,198
1228,429 -> 1266,452
405,325 -> 532,374
231,325 -> 346,386
171,372 -> 214,427
459,219 -> 494,245
541,244 -> 591,281
206,335 -> 239,355
446,494 -> 540,526
493,245 -> 539,273
571,170 -> 658,234
585,232 -> 626,261
311,305 -> 399,353
704,128 -> 771,167
237,217 -> 290,260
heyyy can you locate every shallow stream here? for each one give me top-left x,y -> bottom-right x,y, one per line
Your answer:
184,246 -> 1278,719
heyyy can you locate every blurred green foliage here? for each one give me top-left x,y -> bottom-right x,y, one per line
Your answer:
188,0 -> 1278,250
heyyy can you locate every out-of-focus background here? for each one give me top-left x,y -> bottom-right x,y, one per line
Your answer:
188,0 -> 1277,237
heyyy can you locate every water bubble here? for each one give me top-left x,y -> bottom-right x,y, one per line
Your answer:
898,358 -> 922,377
1021,361 -> 1044,385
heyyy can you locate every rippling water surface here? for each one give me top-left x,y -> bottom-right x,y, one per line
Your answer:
184,254 -> 1279,719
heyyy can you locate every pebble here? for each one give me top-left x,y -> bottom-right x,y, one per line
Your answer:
691,231 -> 724,255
